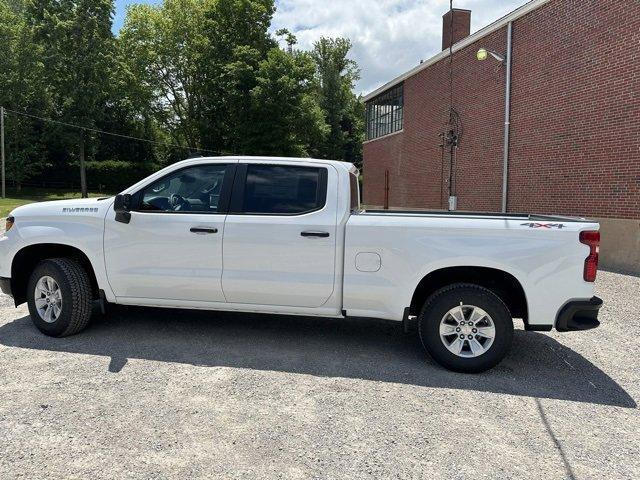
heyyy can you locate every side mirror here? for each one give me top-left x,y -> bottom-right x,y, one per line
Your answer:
114,194 -> 132,224
114,194 -> 132,213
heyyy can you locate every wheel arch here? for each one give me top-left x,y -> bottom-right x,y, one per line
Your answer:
11,243 -> 99,306
409,266 -> 528,324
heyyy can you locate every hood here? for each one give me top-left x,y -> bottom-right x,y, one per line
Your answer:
10,197 -> 114,218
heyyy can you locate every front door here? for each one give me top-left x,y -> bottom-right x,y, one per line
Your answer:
222,162 -> 337,308
104,162 -> 234,303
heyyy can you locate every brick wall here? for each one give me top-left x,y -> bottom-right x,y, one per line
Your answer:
363,0 -> 640,220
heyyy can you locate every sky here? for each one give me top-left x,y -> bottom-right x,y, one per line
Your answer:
113,0 -> 529,94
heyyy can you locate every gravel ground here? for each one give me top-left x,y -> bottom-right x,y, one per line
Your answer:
0,271 -> 638,480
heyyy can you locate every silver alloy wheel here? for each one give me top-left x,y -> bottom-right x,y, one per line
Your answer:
439,305 -> 495,358
34,276 -> 63,324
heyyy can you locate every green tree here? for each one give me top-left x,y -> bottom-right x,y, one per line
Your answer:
119,0 -> 217,152
199,0 -> 276,152
242,47 -> 328,156
275,27 -> 297,53
0,0 -> 49,190
1,0 -> 368,194
22,0 -> 118,186
119,0 -> 323,158
27,0 -> 116,126
312,37 -> 364,166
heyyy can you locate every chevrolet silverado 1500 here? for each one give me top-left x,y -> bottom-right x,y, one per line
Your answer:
0,156 -> 603,372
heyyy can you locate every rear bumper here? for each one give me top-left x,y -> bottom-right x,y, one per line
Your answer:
0,277 -> 12,297
555,296 -> 602,332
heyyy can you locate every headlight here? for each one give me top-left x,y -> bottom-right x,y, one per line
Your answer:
5,216 -> 14,232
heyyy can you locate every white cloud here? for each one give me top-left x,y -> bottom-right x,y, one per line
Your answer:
271,0 -> 529,95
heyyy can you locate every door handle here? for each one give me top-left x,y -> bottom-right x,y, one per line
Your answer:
301,231 -> 330,238
190,227 -> 218,234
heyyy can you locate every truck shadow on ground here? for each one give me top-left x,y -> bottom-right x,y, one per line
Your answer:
0,306 -> 635,409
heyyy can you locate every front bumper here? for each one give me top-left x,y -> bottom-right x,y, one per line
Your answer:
0,277 -> 12,297
555,296 -> 602,332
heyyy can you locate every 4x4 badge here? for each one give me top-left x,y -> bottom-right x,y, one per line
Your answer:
521,222 -> 565,229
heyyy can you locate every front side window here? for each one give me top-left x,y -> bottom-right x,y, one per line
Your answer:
139,164 -> 228,213
242,165 -> 326,215
365,84 -> 404,140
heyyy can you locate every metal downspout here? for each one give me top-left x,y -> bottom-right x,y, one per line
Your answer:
502,21 -> 513,213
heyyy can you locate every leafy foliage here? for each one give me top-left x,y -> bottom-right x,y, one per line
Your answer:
0,0 -> 364,189
84,159 -> 156,191
243,47 -> 329,156
0,0 -> 48,188
313,37 -> 364,166
26,0 -> 118,171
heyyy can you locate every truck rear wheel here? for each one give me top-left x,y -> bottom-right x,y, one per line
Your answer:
26,258 -> 93,337
418,283 -> 513,373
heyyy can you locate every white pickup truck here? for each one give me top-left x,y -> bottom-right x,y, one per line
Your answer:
0,156 -> 603,372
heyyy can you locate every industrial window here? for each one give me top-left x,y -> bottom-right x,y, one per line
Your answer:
365,84 -> 404,140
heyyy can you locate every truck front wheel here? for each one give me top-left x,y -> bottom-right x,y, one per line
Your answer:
26,258 -> 93,337
418,283 -> 513,373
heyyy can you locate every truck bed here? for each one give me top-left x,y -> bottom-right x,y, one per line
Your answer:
343,209 -> 598,324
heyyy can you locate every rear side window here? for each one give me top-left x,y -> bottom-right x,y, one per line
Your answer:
242,165 -> 327,215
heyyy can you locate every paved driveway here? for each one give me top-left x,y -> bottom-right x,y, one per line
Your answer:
0,271 -> 638,479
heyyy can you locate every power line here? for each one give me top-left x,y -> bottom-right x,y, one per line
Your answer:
2,107 -> 223,155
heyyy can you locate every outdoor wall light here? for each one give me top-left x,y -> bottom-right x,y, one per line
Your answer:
476,48 -> 505,63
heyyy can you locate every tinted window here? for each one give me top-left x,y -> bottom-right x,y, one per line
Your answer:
139,164 -> 228,213
242,165 -> 326,215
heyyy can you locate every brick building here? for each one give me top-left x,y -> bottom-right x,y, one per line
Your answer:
362,0 -> 640,274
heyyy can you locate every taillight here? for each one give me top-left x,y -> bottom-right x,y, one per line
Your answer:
579,231 -> 600,282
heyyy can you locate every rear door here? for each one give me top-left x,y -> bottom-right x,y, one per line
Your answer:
221,162 -> 338,307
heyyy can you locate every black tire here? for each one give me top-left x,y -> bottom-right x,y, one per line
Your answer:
418,283 -> 513,373
26,258 -> 93,337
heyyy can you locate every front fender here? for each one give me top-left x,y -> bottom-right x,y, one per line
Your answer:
0,212 -> 114,302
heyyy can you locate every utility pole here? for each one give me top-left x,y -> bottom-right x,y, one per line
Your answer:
79,129 -> 87,198
1,106 -> 5,199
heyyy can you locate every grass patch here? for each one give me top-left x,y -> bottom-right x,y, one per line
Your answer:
0,188 -> 110,218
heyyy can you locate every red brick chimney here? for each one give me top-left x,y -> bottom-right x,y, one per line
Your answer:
442,9 -> 471,50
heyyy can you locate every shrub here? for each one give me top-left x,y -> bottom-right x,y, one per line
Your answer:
84,160 -> 157,192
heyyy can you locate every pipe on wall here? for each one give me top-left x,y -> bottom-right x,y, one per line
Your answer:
502,21 -> 513,213
384,169 -> 390,209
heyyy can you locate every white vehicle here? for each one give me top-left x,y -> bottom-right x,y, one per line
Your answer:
0,156 -> 603,372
